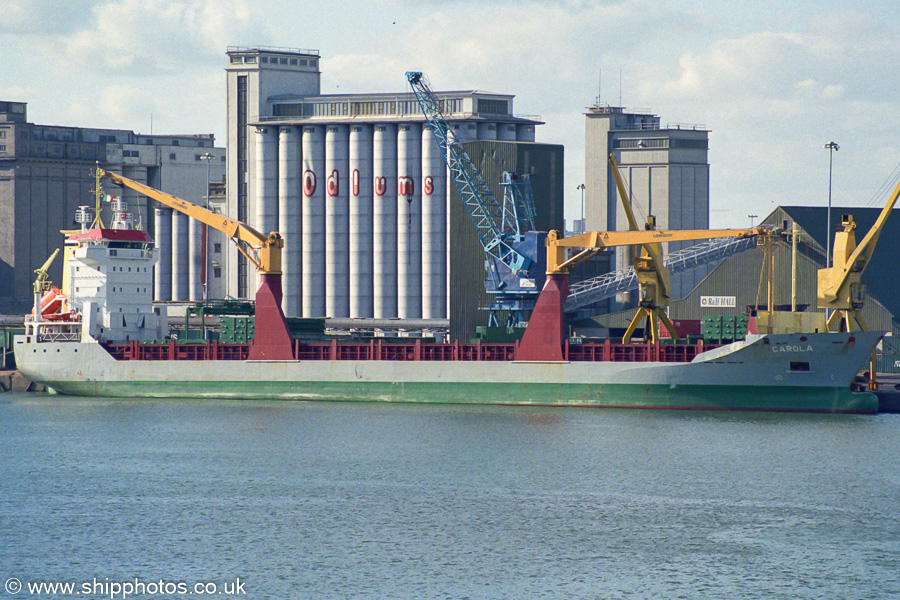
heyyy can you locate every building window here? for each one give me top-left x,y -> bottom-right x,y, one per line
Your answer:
230,55 -> 242,64
214,267 -> 222,278
477,99 -> 509,115
0,131 -> 6,138
670,138 -> 709,150
213,243 -> 222,253
244,56 -> 256,64
280,58 -> 287,65
169,153 -> 176,160
290,59 -> 298,65
260,57 -> 268,63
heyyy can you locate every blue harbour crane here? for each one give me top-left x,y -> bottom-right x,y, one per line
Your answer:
407,71 -> 544,326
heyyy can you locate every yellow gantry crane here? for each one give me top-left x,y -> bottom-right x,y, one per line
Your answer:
817,175 -> 900,333
606,154 -> 776,343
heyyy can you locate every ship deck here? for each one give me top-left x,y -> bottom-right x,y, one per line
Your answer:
102,338 -> 716,363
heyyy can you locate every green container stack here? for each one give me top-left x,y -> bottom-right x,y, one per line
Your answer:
701,315 -> 749,343
220,316 -> 255,344
474,326 -> 526,344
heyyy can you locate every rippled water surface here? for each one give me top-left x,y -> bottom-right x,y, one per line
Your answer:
1,393 -> 898,599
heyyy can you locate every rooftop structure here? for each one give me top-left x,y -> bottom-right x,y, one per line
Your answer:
584,104 -> 711,309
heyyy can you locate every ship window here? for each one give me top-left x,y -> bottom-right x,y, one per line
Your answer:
790,362 -> 810,372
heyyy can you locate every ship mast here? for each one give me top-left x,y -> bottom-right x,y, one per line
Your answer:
89,162 -> 106,229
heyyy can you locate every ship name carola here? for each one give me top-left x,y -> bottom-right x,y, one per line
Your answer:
771,345 -> 814,353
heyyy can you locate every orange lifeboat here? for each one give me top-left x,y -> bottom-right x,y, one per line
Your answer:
31,286 -> 63,316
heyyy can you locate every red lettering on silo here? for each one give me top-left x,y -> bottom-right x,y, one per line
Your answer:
327,169 -> 339,197
303,170 -> 317,197
398,177 -> 415,197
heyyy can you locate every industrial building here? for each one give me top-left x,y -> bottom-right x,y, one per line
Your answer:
0,100 -> 226,312
225,46 -> 554,325
586,205 -> 900,335
584,105 -> 710,310
449,140 -> 564,341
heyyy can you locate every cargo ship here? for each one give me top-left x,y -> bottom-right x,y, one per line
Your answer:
13,187 -> 883,413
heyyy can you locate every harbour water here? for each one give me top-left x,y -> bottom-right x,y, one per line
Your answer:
1,393 -> 898,599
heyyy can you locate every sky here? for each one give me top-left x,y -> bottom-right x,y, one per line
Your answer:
3,0 -> 900,228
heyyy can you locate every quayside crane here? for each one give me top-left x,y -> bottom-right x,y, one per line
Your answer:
407,71 -> 542,326
818,174 -> 900,332
515,224 -> 767,361
608,154 -> 776,344
98,169 -> 293,360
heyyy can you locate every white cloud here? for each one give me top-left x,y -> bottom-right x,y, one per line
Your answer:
0,0 -> 99,34
58,0 -> 271,74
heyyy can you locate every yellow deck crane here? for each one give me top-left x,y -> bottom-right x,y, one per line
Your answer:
98,168 -> 293,360
516,225 -> 765,361
817,175 -> 900,332
31,249 -> 60,322
816,174 -> 900,390
607,154 -> 781,344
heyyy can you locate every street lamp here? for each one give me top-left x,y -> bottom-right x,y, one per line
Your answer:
577,183 -> 586,234
199,152 -> 214,302
748,214 -> 757,228
824,141 -> 839,267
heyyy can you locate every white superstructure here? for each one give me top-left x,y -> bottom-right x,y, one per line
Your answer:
29,201 -> 168,345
